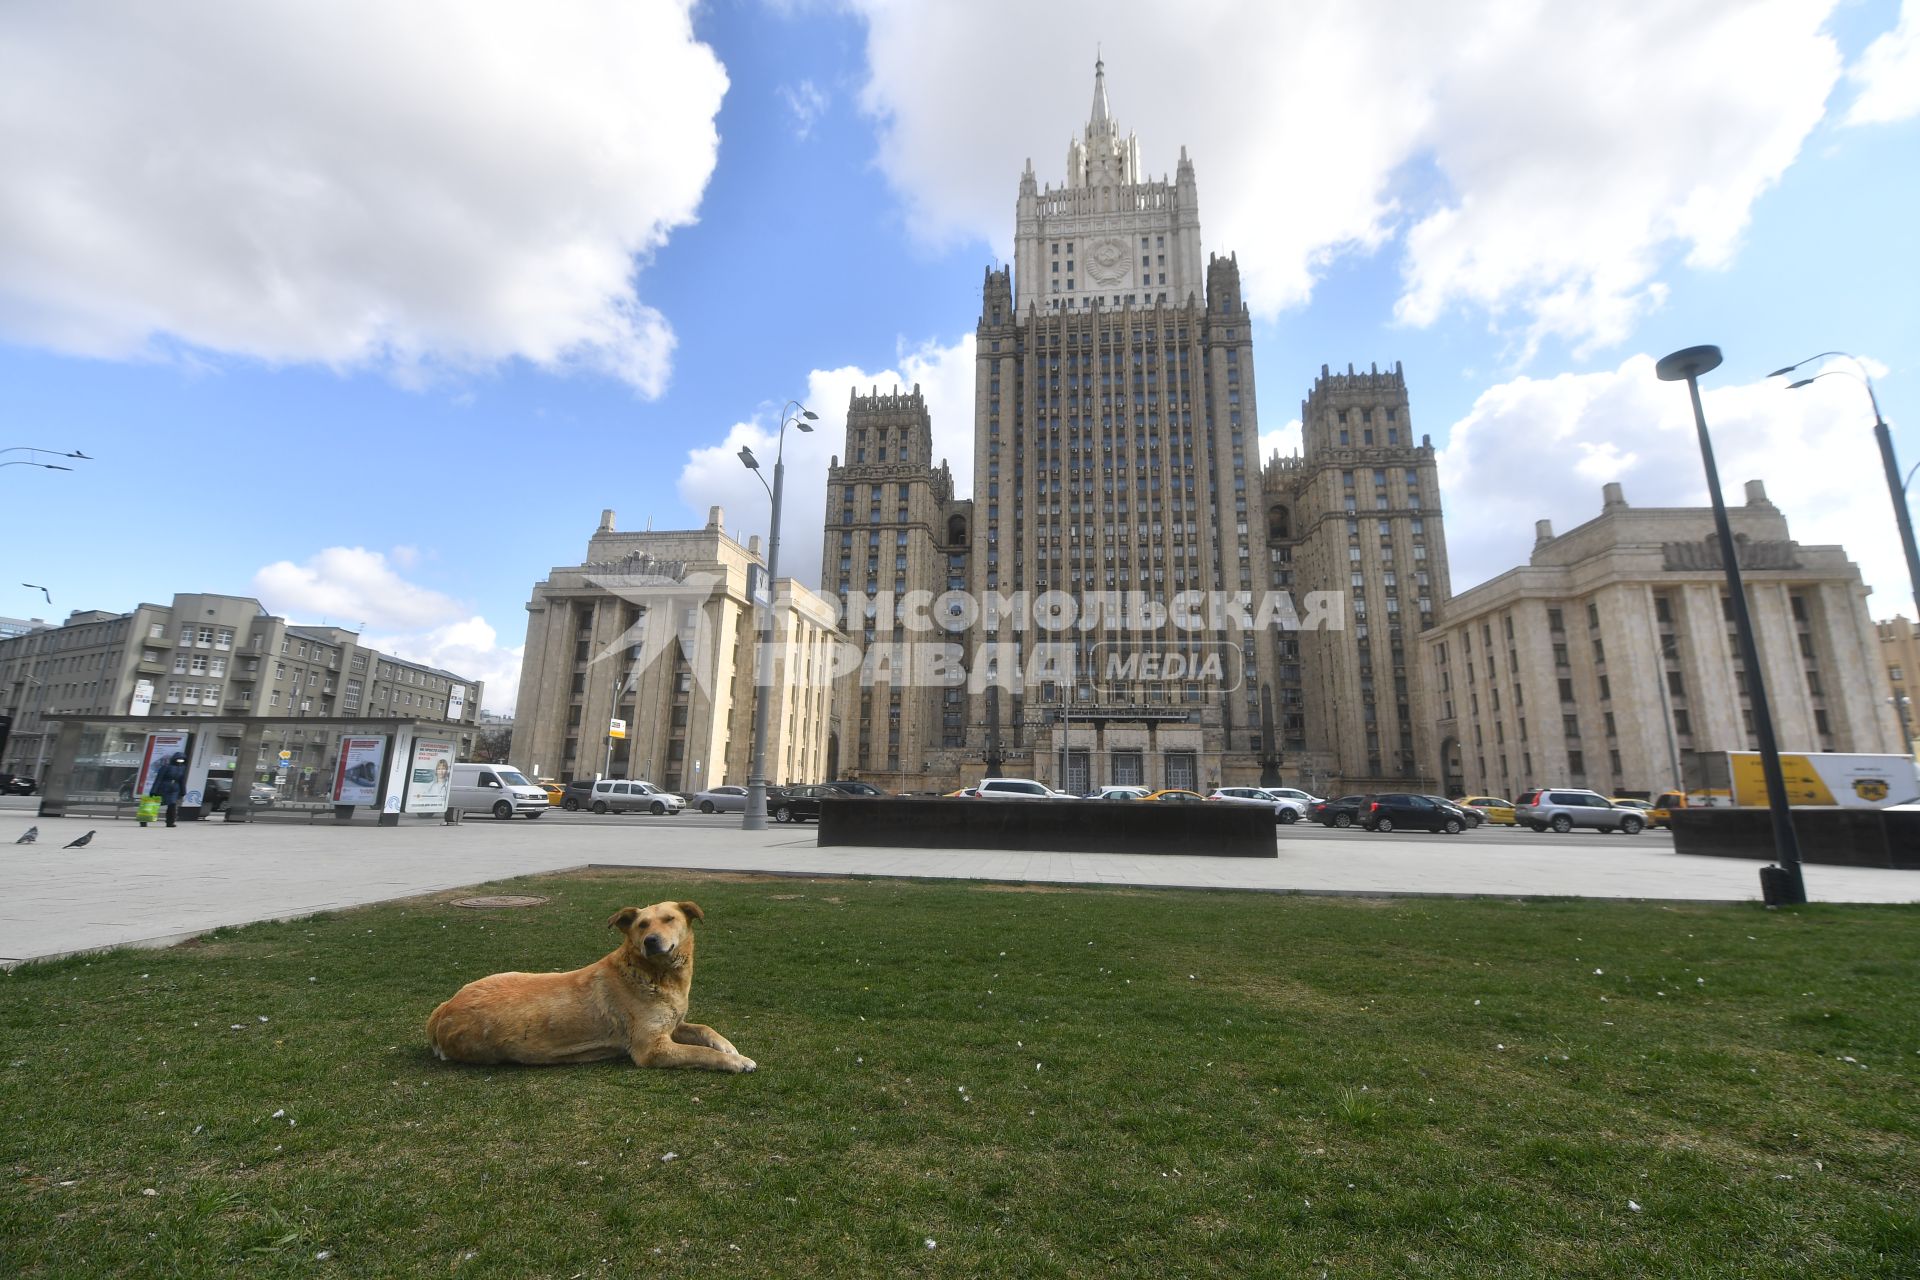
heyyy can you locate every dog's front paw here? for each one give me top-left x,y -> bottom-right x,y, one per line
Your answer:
731,1054 -> 757,1073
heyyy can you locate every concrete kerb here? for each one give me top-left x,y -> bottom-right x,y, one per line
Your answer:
581,864 -> 1749,908
4,805 -> 1915,968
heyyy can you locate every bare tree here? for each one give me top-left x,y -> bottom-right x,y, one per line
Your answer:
469,727 -> 514,764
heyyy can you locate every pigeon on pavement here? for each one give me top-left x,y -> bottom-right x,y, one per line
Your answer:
15,826 -> 36,844
64,830 -> 95,849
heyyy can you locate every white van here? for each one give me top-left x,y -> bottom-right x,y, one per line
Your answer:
449,763 -> 550,819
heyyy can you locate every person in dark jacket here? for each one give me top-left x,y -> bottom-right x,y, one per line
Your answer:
151,753 -> 189,828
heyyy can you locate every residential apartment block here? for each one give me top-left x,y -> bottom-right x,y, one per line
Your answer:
0,592 -> 484,782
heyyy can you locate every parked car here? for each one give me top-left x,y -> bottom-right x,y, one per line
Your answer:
765,783 -> 842,823
586,779 -> 685,815
1086,785 -> 1150,801
1309,795 -> 1372,828
559,779 -> 597,811
1142,788 -> 1207,804
1423,794 -> 1481,828
1611,797 -> 1656,816
826,780 -> 891,797
1207,786 -> 1305,824
448,763 -> 550,819
1265,786 -> 1325,808
1362,793 -> 1468,834
690,784 -> 749,814
974,778 -> 1075,800
537,779 -> 565,805
0,772 -> 38,796
1455,795 -> 1517,826
1513,787 -> 1646,834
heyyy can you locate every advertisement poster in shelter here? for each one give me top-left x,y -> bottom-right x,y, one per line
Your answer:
333,736 -> 388,806
405,738 -> 455,816
136,731 -> 191,796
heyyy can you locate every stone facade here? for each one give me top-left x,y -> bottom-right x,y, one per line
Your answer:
819,386 -> 971,793
0,593 -> 485,781
1425,481 -> 1903,801
1258,363 -> 1452,795
1876,614 -> 1920,755
815,58 -> 1447,796
512,507 -> 839,792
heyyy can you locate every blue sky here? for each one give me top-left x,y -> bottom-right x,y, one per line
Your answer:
3,0 -> 1917,711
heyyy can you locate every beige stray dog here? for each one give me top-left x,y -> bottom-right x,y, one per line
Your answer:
426,900 -> 755,1072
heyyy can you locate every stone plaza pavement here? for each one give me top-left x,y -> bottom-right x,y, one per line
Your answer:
1,803 -> 1914,965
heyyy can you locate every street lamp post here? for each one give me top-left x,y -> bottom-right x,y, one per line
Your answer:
1,446 -> 91,474
1657,346 -> 1806,905
738,402 -> 816,830
1770,352 -> 1920,615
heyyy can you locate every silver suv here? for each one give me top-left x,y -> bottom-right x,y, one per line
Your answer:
1513,788 -> 1645,835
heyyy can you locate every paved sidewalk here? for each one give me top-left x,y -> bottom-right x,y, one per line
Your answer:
2,808 -> 1914,965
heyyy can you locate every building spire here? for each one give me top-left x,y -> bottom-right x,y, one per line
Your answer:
1089,51 -> 1110,132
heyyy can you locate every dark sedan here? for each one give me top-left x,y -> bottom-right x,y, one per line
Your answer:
1361,793 -> 1468,834
1309,795 -> 1371,828
1424,794 -> 1483,828
0,772 -> 37,796
767,784 -> 842,824
826,780 -> 890,797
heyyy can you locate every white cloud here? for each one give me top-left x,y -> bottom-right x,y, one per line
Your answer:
252,547 -> 523,709
0,1 -> 727,394
1845,0 -> 1920,125
848,0 -> 1839,354
253,547 -> 464,631
675,333 -> 976,590
366,616 -> 525,715
1437,355 -> 1910,615
780,79 -> 831,139
1260,418 -> 1304,464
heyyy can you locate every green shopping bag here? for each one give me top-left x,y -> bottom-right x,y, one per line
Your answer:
137,794 -> 162,823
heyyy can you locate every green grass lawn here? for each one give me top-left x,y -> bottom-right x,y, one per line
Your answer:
3,872 -> 1916,1278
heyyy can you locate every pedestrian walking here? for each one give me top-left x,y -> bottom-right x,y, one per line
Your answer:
150,753 -> 189,828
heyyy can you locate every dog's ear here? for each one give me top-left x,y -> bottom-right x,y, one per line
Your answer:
677,901 -> 704,921
605,907 -> 640,933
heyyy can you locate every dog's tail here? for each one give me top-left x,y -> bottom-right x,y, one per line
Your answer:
426,1000 -> 457,1061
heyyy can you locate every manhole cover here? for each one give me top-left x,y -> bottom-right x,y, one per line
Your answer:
450,895 -> 550,910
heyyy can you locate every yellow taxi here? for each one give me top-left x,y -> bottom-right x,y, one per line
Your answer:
538,779 -> 566,806
1142,788 -> 1207,804
1650,792 -> 1685,828
1455,796 -> 1517,825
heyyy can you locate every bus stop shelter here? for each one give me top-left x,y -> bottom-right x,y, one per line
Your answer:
34,715 -> 477,826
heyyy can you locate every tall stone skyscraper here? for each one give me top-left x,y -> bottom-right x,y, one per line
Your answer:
820,385 -> 971,790
819,58 -> 1451,796
1259,363 -> 1452,793
961,58 -> 1267,794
